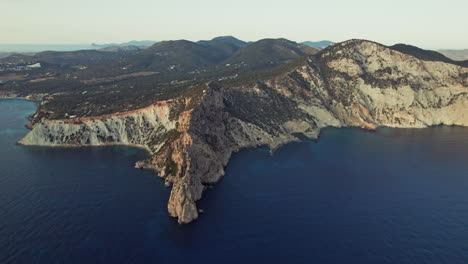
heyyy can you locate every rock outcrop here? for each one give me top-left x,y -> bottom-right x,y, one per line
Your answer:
19,40 -> 468,223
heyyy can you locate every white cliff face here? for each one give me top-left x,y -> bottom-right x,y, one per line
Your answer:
18,40 -> 468,224
19,102 -> 176,153
316,40 -> 468,128
355,84 -> 467,127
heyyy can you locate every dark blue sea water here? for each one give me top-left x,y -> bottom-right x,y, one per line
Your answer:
1,99 -> 467,264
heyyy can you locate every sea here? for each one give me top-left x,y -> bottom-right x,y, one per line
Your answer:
0,99 -> 467,264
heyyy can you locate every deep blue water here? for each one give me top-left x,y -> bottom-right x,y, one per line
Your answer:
0,99 -> 467,264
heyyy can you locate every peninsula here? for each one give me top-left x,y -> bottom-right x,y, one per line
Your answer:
1,38 -> 467,223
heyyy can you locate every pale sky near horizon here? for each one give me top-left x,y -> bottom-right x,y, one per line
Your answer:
1,0 -> 467,49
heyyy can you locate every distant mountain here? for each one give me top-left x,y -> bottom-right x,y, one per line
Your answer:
301,40 -> 334,49
91,40 -> 158,48
78,38 -> 318,78
389,44 -> 468,67
0,37 -> 323,85
437,49 -> 468,61
135,39 -> 240,71
198,36 -> 247,48
225,38 -> 319,70
98,45 -> 142,52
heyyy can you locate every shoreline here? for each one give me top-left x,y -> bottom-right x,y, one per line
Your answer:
12,89 -> 465,167
0,94 -> 43,102
6,94 -> 465,165
4,96 -> 467,224
4,97 -> 158,176
232,122 -> 466,158
0,97 -> 153,156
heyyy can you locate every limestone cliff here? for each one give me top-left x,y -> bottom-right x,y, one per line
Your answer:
19,40 -> 468,223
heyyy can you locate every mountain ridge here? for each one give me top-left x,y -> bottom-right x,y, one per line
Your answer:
389,43 -> 468,67
0,37 -> 319,118
92,40 -> 158,48
301,40 -> 334,49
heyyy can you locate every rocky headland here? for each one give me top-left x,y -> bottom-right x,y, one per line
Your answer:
17,40 -> 468,223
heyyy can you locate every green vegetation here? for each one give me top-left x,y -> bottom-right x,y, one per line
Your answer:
2,37 -> 465,121
163,158 -> 179,177
0,37 -> 317,119
224,38 -> 318,71
220,56 -> 309,88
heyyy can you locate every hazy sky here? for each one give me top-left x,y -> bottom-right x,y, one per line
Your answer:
1,0 -> 467,49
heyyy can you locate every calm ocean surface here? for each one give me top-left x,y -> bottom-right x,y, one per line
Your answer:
0,99 -> 467,264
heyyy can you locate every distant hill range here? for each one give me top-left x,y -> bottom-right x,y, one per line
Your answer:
437,49 -> 468,61
389,43 -> 468,67
0,36 -> 318,75
197,36 -> 248,47
110,36 -> 319,74
91,40 -> 159,48
2,37 -> 466,70
224,38 -> 318,70
97,45 -> 143,52
301,40 -> 334,49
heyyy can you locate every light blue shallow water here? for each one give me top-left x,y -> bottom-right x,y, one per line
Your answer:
0,99 -> 467,263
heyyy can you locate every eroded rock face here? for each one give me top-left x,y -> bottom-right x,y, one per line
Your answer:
19,101 -> 176,151
19,40 -> 468,223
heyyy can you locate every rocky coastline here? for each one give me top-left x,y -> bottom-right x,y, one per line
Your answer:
17,40 -> 468,223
